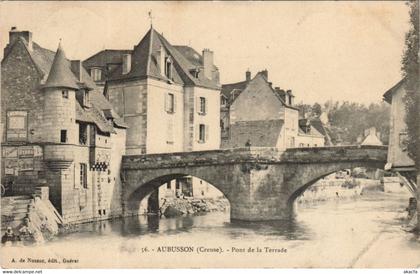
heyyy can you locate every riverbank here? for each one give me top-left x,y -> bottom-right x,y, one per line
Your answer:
2,191 -> 418,268
161,197 -> 230,218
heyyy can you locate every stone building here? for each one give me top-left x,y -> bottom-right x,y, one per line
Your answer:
84,26 -> 223,212
383,79 -> 419,229
1,28 -> 127,224
221,70 -> 325,149
383,79 -> 415,172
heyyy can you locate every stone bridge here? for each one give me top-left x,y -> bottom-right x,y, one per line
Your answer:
121,145 -> 387,221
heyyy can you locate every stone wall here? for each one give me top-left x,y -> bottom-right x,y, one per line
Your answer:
107,79 -> 148,155
1,40 -> 44,143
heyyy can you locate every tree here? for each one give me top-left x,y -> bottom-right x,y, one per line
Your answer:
401,0 -> 419,231
312,103 -> 322,117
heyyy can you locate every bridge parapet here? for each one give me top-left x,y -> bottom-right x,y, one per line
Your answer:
122,145 -> 388,170
122,147 -> 284,170
282,145 -> 388,164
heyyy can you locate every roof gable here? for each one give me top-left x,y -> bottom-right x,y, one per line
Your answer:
232,73 -> 284,109
229,119 -> 284,148
108,27 -> 220,90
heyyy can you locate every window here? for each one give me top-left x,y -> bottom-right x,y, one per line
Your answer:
198,97 -> 206,115
62,90 -> 68,99
176,181 -> 180,190
60,130 -> 67,143
90,68 -> 102,81
80,163 -> 87,189
165,57 -> 172,79
6,111 -> 28,141
167,182 -> 171,189
79,124 -> 87,145
221,96 -> 227,106
165,93 -> 175,113
198,124 -> 207,143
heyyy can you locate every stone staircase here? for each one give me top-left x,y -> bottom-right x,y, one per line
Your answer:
1,195 -> 33,231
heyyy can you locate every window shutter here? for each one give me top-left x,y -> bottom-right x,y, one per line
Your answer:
203,98 -> 207,114
164,93 -> 168,112
196,124 -> 200,142
196,97 -> 200,114
173,94 -> 177,113
205,125 -> 209,142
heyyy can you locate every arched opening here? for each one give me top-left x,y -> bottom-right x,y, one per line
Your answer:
287,166 -> 414,218
126,173 -> 231,220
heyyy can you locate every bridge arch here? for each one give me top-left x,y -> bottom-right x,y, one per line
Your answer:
121,146 -> 388,221
124,172 -> 232,215
121,163 -> 253,218
285,160 -> 386,213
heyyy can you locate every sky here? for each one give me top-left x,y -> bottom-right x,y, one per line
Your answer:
0,1 -> 410,105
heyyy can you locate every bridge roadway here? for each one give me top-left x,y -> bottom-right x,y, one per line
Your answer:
121,145 -> 387,221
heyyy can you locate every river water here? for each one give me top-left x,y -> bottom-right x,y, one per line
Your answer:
3,191 -> 420,268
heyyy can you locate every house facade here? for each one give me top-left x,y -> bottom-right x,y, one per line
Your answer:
383,79 -> 415,172
1,28 -> 127,224
100,27 -> 221,155
84,26 -> 222,211
221,70 -> 325,149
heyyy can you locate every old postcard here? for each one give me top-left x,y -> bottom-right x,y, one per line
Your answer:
0,1 -> 419,271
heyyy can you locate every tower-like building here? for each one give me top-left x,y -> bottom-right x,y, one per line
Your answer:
1,28 -> 127,224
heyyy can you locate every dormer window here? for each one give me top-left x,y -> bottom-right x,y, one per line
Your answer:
90,68 -> 102,81
165,57 -> 172,79
190,68 -> 200,78
76,89 -> 90,108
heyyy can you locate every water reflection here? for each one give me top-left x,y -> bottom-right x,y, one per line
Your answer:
54,192 -> 417,250
228,218 -> 310,240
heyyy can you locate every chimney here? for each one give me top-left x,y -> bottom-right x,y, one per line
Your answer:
202,48 -> 214,80
70,60 -> 83,82
276,88 -> 287,103
245,70 -> 251,81
122,53 -> 131,75
260,69 -> 268,80
9,27 -> 32,51
286,89 -> 294,106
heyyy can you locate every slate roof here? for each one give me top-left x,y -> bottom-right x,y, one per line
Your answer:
43,43 -> 79,90
222,72 -> 299,110
361,132 -> 383,146
383,79 -> 405,104
4,37 -> 126,132
173,45 -> 218,70
84,49 -> 133,67
108,27 -> 220,90
221,80 -> 249,100
307,117 -> 334,145
228,119 -> 284,148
